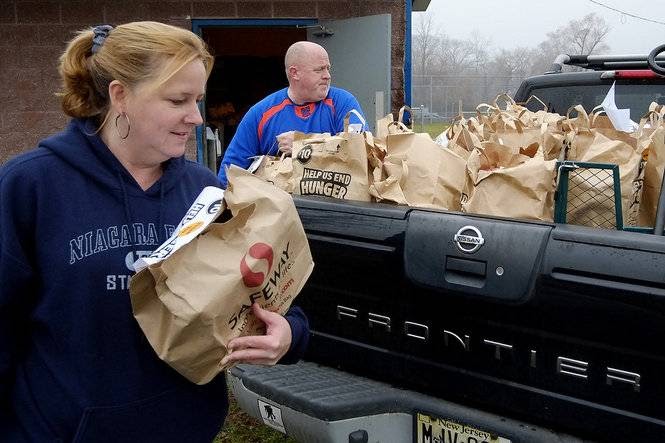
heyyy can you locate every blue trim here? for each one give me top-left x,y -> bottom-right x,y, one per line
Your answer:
405,1 -> 413,107
192,18 -> 317,32
195,103 -> 204,165
191,18 -> 318,165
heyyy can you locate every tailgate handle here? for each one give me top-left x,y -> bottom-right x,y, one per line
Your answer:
445,256 -> 486,288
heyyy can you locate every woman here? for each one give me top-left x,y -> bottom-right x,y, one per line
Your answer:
0,22 -> 308,442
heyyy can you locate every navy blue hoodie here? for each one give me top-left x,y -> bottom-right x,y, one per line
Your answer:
0,119 -> 309,442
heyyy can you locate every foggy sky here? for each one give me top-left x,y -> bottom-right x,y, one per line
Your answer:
417,0 -> 664,55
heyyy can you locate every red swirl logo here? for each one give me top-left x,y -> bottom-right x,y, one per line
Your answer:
240,242 -> 274,287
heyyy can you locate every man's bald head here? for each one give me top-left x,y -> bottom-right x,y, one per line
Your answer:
284,41 -> 331,103
284,41 -> 327,70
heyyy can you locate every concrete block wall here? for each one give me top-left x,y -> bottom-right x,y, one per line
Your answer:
0,0 -> 406,164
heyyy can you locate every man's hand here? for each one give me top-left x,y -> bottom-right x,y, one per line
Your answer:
276,131 -> 295,155
220,303 -> 293,367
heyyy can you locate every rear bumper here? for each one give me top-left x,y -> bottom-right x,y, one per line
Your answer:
228,361 -> 584,443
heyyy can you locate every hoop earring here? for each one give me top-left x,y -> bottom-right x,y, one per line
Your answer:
114,113 -> 131,140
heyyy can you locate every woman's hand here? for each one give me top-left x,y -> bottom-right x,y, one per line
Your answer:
220,303 -> 293,367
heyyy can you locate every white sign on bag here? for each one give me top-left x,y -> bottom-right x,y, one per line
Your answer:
247,155 -> 267,173
133,186 -> 225,272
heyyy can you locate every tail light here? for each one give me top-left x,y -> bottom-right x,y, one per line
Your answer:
601,70 -> 661,79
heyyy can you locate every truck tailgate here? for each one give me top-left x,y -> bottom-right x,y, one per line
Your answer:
249,196 -> 665,440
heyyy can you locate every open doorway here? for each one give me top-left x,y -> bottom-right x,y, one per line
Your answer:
200,25 -> 308,170
194,16 -> 392,173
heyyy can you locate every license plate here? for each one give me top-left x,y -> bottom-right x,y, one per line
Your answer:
415,412 -> 512,443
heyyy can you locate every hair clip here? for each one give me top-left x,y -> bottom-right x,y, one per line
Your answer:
91,24 -> 114,54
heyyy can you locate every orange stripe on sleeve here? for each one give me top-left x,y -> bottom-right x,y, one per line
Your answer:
258,99 -> 292,141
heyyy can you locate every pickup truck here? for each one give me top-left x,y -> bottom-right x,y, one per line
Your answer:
228,50 -> 665,442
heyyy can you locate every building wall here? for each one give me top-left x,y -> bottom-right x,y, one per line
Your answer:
0,0 -> 406,164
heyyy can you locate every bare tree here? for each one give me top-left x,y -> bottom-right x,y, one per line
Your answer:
438,36 -> 475,73
413,14 -> 440,76
492,47 -> 536,78
568,13 -> 611,54
411,13 -> 612,117
533,13 -> 611,71
466,32 -> 492,73
489,47 -> 540,95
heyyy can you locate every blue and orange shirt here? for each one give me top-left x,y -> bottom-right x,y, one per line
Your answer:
217,86 -> 366,187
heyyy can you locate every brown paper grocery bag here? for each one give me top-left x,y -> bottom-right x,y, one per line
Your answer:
375,106 -> 412,141
368,151 -> 409,205
291,113 -> 371,201
574,133 -> 643,227
435,147 -> 469,211
436,116 -> 482,159
501,93 -> 565,128
375,112 -> 394,141
564,106 -> 644,226
638,111 -> 665,226
364,130 -> 387,193
129,166 -> 314,384
488,124 -> 565,162
249,154 -> 294,193
476,95 -> 565,161
463,143 -> 557,221
371,131 -> 467,210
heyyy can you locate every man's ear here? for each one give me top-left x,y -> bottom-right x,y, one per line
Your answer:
288,65 -> 299,81
108,80 -> 129,114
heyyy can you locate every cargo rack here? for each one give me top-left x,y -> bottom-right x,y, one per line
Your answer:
547,53 -> 665,74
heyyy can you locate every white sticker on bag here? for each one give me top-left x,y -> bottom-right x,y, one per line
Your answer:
133,186 -> 225,272
247,155 -> 267,173
347,123 -> 363,133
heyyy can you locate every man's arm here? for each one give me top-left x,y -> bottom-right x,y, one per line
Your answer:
334,89 -> 369,133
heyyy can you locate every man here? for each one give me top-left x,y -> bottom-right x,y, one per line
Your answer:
217,41 -> 367,187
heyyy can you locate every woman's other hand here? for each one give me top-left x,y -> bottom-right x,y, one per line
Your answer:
221,303 -> 293,367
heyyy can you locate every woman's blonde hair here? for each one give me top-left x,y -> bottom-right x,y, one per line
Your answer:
58,21 -> 214,127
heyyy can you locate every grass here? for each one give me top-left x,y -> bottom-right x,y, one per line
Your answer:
412,121 -> 449,139
214,392 -> 297,443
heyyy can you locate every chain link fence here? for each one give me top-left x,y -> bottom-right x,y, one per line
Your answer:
412,74 -> 525,121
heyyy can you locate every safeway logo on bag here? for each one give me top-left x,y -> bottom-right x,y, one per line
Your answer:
229,241 -> 294,330
240,243 -> 274,287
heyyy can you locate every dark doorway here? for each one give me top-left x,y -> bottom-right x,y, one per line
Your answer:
201,26 -> 307,168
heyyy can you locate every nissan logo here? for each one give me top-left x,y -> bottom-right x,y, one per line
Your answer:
454,225 -> 484,253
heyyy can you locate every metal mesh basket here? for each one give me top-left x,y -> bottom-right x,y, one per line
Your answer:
554,161 -> 623,229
